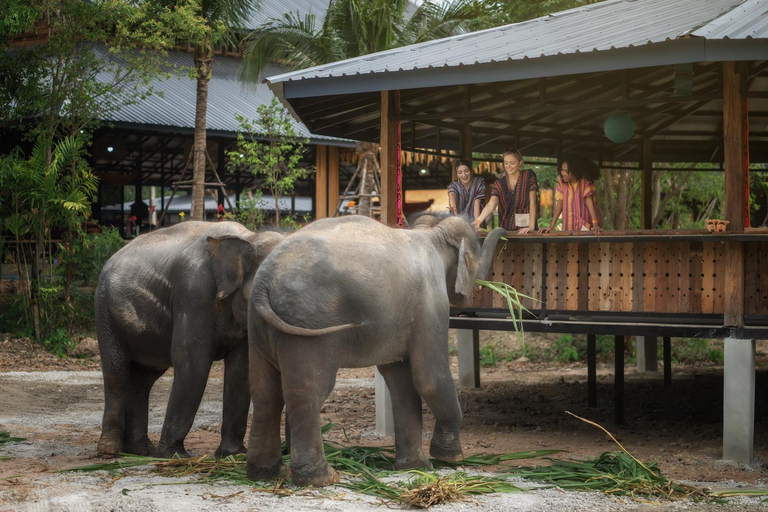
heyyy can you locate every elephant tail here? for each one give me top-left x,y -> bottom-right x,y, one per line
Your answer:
253,292 -> 361,337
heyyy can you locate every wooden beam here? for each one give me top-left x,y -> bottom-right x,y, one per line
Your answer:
723,61 -> 747,327
315,145 -> 328,219
642,139 -> 653,229
393,94 -> 722,122
380,91 -> 399,226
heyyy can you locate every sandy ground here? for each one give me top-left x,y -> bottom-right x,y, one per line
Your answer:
2,334 -> 768,511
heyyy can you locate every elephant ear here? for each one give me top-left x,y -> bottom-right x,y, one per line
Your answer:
206,236 -> 253,300
454,237 -> 478,299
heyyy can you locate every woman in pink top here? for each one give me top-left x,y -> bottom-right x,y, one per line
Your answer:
539,154 -> 602,233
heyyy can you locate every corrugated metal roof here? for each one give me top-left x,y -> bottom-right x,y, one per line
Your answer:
244,0 -> 329,29
102,50 -> 348,143
267,0 -> 766,84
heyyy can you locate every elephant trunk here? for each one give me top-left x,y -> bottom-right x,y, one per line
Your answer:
476,228 -> 507,281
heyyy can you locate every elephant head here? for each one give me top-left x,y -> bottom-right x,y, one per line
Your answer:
206,229 -> 284,325
430,217 -> 506,305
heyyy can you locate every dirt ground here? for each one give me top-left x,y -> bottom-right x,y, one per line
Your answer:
2,333 -> 768,511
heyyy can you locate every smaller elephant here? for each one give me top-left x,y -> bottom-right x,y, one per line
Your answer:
95,221 -> 283,458
245,215 -> 505,486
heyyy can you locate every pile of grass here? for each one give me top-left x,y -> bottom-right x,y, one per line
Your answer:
65,424 -> 553,507
504,451 -> 706,501
64,420 -> 768,506
0,431 -> 25,461
343,470 -> 523,508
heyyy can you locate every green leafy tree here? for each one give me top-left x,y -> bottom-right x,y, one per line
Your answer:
0,0 -> 195,345
0,0 -> 202,141
0,135 -> 97,341
227,98 -> 311,226
465,0 -> 607,30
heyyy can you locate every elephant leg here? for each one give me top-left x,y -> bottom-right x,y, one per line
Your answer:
155,317 -> 215,458
280,342 -> 339,487
216,341 -> 249,458
246,349 -> 285,481
377,361 -> 432,470
409,328 -> 464,462
124,362 -> 165,455
97,325 -> 130,456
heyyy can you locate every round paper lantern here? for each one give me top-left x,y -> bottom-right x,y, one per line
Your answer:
603,113 -> 635,143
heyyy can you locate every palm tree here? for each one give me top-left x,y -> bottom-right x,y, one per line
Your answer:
165,0 -> 261,220
240,0 -> 475,217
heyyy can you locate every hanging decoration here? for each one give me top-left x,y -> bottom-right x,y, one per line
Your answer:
396,90 -> 404,227
603,113 -> 635,143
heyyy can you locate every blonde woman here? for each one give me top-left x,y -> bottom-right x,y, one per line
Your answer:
472,148 -> 538,233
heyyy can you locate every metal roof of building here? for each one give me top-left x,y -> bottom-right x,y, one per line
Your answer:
267,0 -> 768,89
102,50 -> 348,144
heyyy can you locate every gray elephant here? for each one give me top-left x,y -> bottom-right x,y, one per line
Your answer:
245,215 -> 505,487
95,221 -> 283,458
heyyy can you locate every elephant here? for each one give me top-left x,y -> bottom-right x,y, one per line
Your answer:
244,215 -> 505,487
95,221 -> 284,459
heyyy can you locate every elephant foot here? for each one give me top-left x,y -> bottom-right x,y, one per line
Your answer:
97,431 -> 123,456
155,443 -> 191,459
215,442 -> 246,459
394,454 -> 433,471
125,436 -> 156,456
429,429 -> 463,462
247,459 -> 286,482
292,463 -> 339,488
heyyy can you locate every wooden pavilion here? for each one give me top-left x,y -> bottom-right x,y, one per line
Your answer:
263,0 -> 768,463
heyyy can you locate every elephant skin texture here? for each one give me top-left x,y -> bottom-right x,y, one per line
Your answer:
245,215 -> 505,487
95,221 -> 283,459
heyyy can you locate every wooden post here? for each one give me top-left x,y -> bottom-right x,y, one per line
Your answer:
380,91 -> 399,225
587,334 -> 596,407
462,85 -> 473,166
723,62 -> 746,327
641,139 -> 653,229
329,146 -> 339,217
315,145 -> 328,219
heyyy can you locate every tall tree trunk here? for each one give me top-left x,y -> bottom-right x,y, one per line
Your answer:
191,46 -> 212,221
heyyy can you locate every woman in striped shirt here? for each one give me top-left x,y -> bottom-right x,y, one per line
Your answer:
539,154 -> 602,233
448,159 -> 486,221
472,148 -> 538,233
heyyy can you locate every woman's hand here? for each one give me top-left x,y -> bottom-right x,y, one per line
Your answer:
590,225 -> 603,234
517,227 -> 532,234
538,227 -> 552,234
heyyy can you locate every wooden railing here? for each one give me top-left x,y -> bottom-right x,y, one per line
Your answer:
470,230 -> 768,320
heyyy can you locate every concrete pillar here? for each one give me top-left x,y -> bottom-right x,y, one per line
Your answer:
723,337 -> 755,464
374,367 -> 394,436
636,336 -> 658,373
457,329 -> 480,388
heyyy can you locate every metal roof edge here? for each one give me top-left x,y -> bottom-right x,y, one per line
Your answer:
277,37 -> 767,100
265,0 -> 628,85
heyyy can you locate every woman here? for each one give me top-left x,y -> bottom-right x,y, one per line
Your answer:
472,148 -> 538,234
447,158 -> 485,221
538,154 -> 602,233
